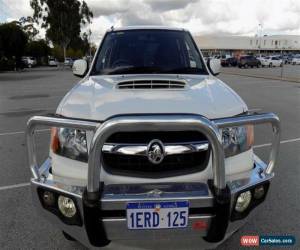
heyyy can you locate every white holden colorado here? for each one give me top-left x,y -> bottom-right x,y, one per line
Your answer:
26,26 -> 280,248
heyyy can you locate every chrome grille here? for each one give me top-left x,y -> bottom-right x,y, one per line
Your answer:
102,131 -> 210,178
116,80 -> 186,89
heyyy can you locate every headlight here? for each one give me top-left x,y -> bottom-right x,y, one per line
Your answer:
50,127 -> 88,162
221,125 -> 254,157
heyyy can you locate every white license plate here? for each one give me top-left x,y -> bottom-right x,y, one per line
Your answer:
126,201 -> 189,229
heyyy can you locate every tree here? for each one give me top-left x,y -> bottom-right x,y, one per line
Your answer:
25,39 -> 51,64
30,0 -> 93,60
0,22 -> 28,70
0,22 -> 28,58
69,31 -> 90,55
19,16 -> 39,41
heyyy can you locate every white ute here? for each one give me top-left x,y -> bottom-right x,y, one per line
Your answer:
27,27 -> 280,248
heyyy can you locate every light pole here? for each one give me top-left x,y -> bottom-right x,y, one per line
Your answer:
258,23 -> 263,57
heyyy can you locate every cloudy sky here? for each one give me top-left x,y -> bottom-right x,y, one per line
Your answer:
1,0 -> 300,43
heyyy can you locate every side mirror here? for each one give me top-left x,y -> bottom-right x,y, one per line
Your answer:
72,59 -> 88,77
207,58 -> 221,76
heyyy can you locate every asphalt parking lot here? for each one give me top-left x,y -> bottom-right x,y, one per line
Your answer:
221,64 -> 300,82
0,66 -> 299,249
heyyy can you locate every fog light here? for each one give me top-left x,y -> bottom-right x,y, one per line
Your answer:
235,191 -> 252,213
42,191 -> 56,206
254,186 -> 265,199
58,196 -> 76,218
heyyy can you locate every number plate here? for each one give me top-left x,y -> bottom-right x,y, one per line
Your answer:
126,201 -> 189,230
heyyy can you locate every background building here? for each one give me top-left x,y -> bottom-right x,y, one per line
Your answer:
194,35 -> 300,56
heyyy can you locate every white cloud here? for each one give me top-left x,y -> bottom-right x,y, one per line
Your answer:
2,0 -> 33,20
145,0 -> 197,12
2,0 -> 300,43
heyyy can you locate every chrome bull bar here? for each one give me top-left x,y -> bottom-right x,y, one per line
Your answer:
26,113 -> 280,199
26,112 -> 280,244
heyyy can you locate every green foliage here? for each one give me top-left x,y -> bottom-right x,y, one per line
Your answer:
19,16 -> 39,41
0,57 -> 16,70
0,22 -> 28,70
0,22 -> 28,58
25,39 -> 51,64
51,45 -> 84,61
30,0 -> 93,57
66,47 -> 84,59
51,45 -> 64,62
90,43 -> 97,56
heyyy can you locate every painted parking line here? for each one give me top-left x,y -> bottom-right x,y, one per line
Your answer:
0,128 -> 50,136
253,137 -> 300,149
0,137 -> 299,192
0,182 -> 30,191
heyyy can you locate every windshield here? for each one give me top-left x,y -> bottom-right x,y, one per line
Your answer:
91,29 -> 208,75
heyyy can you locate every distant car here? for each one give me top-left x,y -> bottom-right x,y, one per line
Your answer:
261,56 -> 283,67
220,59 -> 228,67
226,57 -> 237,67
281,55 -> 291,64
22,57 -> 37,68
220,55 -> 231,66
64,57 -> 73,67
221,57 -> 237,67
291,55 -> 300,65
256,56 -> 265,64
49,58 -> 58,67
286,55 -> 294,64
238,55 -> 261,68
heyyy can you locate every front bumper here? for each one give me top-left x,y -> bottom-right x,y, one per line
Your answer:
31,155 -> 273,248
26,113 -> 280,248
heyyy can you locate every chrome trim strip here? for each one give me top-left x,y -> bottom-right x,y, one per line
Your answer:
101,196 -> 214,210
101,182 -> 214,210
102,141 -> 209,156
